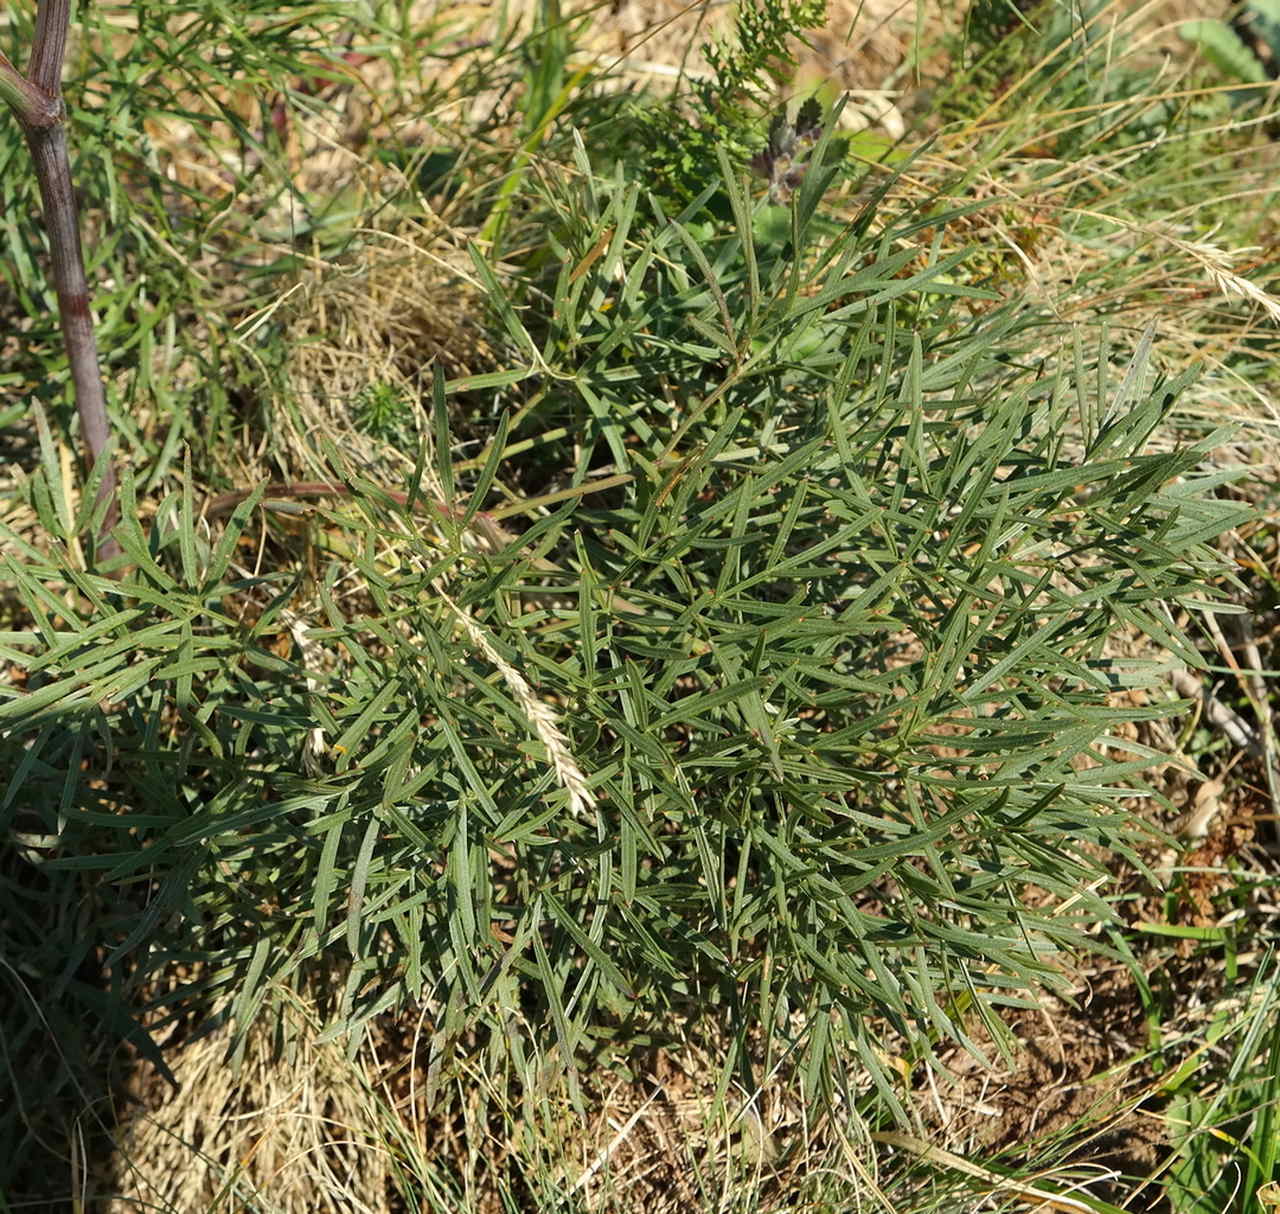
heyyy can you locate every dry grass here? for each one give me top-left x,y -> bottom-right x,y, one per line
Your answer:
107,995 -> 889,1213
273,219 -> 495,485
107,996 -> 394,1213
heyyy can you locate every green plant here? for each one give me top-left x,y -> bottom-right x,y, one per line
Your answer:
1181,2 -> 1280,109
355,379 -> 413,441
1,113 -> 1252,1149
6,1 -> 1280,1206
1162,960 -> 1280,1214
618,0 -> 830,208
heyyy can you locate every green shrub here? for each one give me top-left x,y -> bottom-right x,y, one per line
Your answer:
0,2 -> 1268,1204
1,116 -> 1250,1132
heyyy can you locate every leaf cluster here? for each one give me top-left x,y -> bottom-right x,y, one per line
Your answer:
1181,1 -> 1280,118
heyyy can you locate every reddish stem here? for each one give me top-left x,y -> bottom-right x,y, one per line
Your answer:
202,481 -> 517,554
22,121 -> 120,554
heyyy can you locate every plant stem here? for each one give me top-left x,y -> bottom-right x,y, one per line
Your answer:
2,0 -> 120,563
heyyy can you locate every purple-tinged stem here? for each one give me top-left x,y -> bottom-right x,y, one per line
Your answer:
21,118 -> 120,551
1,0 -> 120,564
27,0 -> 70,96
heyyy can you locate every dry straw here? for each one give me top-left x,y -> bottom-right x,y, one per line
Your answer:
439,588 -> 595,819
107,1003 -> 391,1213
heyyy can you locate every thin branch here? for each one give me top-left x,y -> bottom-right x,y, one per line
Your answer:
22,121 -> 119,549
0,48 -> 59,125
202,480 -> 646,614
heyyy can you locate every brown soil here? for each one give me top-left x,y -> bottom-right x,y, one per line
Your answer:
930,753 -> 1274,1204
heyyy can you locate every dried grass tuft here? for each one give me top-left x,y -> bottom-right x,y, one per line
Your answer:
371,1017 -> 884,1214
276,220 -> 494,484
107,999 -> 392,1214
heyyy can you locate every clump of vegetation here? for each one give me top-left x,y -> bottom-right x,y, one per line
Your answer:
4,0 -> 1280,1210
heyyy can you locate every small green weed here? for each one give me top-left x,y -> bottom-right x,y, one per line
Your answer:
1182,2 -> 1280,111
1162,960 -> 1280,1214
355,379 -> 413,441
